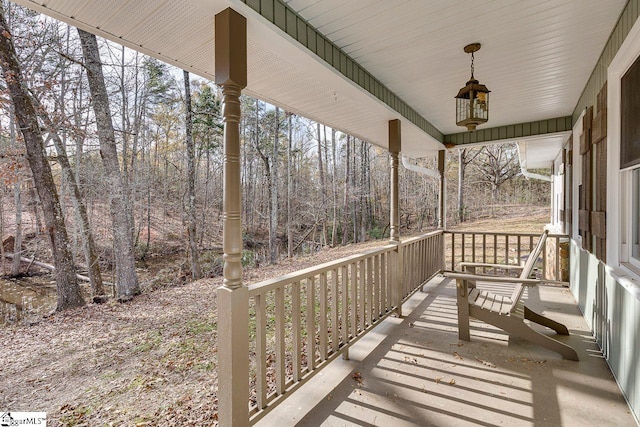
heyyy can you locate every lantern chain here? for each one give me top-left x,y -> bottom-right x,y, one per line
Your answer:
470,51 -> 475,79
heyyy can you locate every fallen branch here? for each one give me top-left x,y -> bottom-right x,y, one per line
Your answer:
3,253 -> 112,287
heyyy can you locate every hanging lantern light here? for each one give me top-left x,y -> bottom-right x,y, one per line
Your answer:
455,43 -> 490,132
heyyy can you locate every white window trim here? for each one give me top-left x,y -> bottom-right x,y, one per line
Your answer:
628,169 -> 640,270
571,111 -> 584,246
607,16 -> 640,280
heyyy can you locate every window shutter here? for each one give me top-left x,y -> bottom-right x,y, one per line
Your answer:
579,106 -> 593,252
592,84 -> 607,261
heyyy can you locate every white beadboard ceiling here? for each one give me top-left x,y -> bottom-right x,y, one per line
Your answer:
9,0 -> 627,162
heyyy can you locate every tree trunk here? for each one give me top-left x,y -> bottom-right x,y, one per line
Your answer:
30,87 -> 106,299
11,181 -> 22,276
9,111 -> 21,276
287,113 -> 293,258
317,123 -> 327,246
183,71 -> 202,279
269,107 -> 279,264
78,29 -> 140,300
0,9 -> 85,309
330,128 -> 338,247
458,148 -> 466,223
342,135 -> 351,244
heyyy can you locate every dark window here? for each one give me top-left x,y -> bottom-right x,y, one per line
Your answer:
621,55 -> 640,168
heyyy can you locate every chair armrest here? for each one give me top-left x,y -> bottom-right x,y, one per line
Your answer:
444,271 -> 540,286
460,262 -> 524,271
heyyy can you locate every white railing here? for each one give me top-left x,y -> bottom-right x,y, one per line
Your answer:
402,231 -> 444,299
247,230 -> 444,423
444,231 -> 569,282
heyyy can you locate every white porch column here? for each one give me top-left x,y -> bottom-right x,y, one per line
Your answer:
215,8 -> 249,427
389,119 -> 403,317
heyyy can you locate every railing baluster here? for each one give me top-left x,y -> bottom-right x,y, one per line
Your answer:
493,234 -> 498,264
359,260 -> 366,332
291,281 -> 301,383
373,254 -> 380,320
341,265 -> 348,347
381,252 -> 387,313
482,234 -> 486,269
255,294 -> 267,409
451,233 -> 456,271
306,277 -> 316,371
319,272 -> 327,361
275,285 -> 286,395
350,262 -> 357,338
461,233 -> 466,265
331,268 -> 339,354
472,233 -> 476,263
517,235 -> 522,266
366,256 -> 372,325
505,234 -> 510,265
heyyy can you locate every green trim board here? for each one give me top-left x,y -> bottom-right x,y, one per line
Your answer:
239,0 -> 444,143
573,0 -> 640,122
443,117 -> 573,146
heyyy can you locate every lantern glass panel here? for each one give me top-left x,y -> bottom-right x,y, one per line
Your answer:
456,97 -> 470,123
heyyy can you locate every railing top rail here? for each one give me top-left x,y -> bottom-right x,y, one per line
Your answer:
400,229 -> 443,245
443,230 -> 568,239
248,244 -> 397,297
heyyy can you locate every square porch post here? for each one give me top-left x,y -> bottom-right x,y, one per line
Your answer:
438,149 -> 447,271
438,149 -> 446,229
215,8 -> 249,427
389,119 -> 404,317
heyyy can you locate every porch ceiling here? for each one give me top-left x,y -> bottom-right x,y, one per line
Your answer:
10,0 -> 625,159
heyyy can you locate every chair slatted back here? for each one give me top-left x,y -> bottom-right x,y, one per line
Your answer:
509,230 -> 549,313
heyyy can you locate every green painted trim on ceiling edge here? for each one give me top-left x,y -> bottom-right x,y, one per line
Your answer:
573,0 -> 639,122
443,116 -> 572,145
239,0 -> 444,143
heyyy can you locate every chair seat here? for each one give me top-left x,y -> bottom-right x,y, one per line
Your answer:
468,288 -> 513,315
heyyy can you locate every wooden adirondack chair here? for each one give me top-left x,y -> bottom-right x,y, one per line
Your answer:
445,230 -> 579,361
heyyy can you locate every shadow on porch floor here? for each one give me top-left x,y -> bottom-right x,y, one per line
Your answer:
256,275 -> 636,427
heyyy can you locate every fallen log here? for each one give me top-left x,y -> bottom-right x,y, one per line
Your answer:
3,252 -> 113,293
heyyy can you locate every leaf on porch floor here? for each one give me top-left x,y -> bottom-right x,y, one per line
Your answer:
351,371 -> 363,386
435,376 -> 442,384
453,352 -> 463,360
404,356 -> 419,365
448,379 -> 456,385
409,322 -> 415,328
475,357 -> 496,368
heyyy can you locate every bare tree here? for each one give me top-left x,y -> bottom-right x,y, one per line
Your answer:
269,106 -> 279,264
457,147 -> 482,222
77,29 -> 140,300
183,70 -> 201,279
0,6 -> 85,309
474,144 -> 521,201
287,112 -> 293,257
33,94 -> 106,300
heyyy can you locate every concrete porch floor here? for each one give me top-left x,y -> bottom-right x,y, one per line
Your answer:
256,275 -> 637,427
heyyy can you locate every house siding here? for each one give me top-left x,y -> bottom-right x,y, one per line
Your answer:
573,0 -> 640,122
570,242 -> 640,422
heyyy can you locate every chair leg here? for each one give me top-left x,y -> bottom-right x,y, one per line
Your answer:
524,306 -> 569,335
499,318 -> 579,361
456,281 -> 471,341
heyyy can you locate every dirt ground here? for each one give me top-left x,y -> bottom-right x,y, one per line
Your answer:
0,207 -> 550,426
